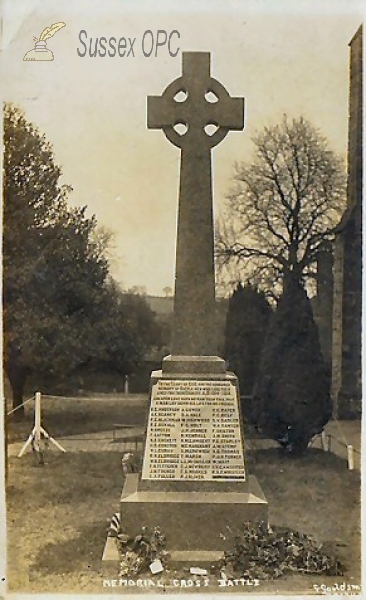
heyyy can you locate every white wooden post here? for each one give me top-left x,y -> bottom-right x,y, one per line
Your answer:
124,375 -> 129,395
34,392 -> 42,453
347,445 -> 354,470
19,391 -> 66,458
321,432 -> 332,452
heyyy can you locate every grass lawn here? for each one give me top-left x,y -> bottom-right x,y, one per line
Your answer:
6,395 -> 361,595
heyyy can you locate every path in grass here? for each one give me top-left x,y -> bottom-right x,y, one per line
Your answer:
8,392 -> 361,470
8,427 -> 145,456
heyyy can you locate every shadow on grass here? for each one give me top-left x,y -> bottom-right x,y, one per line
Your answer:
7,451 -> 126,510
32,522 -> 108,576
247,446 -> 359,471
248,447 -> 360,500
246,447 -> 361,579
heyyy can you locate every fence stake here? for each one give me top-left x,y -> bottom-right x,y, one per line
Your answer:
34,391 -> 42,453
124,375 -> 129,395
18,391 -> 66,458
321,431 -> 328,451
347,445 -> 354,470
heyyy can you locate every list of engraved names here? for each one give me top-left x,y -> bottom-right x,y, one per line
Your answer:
142,379 -> 246,481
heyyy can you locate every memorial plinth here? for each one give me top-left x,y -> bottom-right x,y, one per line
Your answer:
118,363 -> 268,563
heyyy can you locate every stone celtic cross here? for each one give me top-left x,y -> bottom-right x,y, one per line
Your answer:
148,52 -> 244,357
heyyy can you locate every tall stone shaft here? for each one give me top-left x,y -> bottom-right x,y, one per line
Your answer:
173,145 -> 215,355
147,52 -> 244,357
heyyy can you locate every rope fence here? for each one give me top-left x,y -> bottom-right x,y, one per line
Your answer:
6,391 -> 144,461
42,394 -> 95,401
6,395 -> 35,416
317,427 -> 360,470
7,391 -> 360,469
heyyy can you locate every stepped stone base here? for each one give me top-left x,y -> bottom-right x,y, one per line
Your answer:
103,473 -> 267,563
122,473 -> 267,554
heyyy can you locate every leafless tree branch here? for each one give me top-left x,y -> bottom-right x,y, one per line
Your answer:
216,115 -> 346,297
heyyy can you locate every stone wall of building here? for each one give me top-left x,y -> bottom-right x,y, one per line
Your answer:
331,25 -> 362,418
331,236 -> 344,415
313,245 -> 334,367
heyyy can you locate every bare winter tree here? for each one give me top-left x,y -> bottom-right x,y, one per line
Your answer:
216,115 -> 346,300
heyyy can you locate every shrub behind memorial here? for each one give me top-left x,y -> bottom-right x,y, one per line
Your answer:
253,277 -> 332,454
224,283 -> 271,420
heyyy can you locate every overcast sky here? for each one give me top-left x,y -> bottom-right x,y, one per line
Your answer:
2,0 -> 363,295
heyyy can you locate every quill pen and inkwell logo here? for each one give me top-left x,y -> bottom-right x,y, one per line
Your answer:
23,22 -> 66,61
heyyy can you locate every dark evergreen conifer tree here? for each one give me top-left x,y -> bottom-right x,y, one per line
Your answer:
253,277 -> 332,454
224,283 -> 271,421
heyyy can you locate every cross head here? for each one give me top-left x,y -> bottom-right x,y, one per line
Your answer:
147,52 -> 244,151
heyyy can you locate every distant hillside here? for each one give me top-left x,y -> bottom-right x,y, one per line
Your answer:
145,295 -> 229,355
145,295 -> 229,317
145,295 -> 174,315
